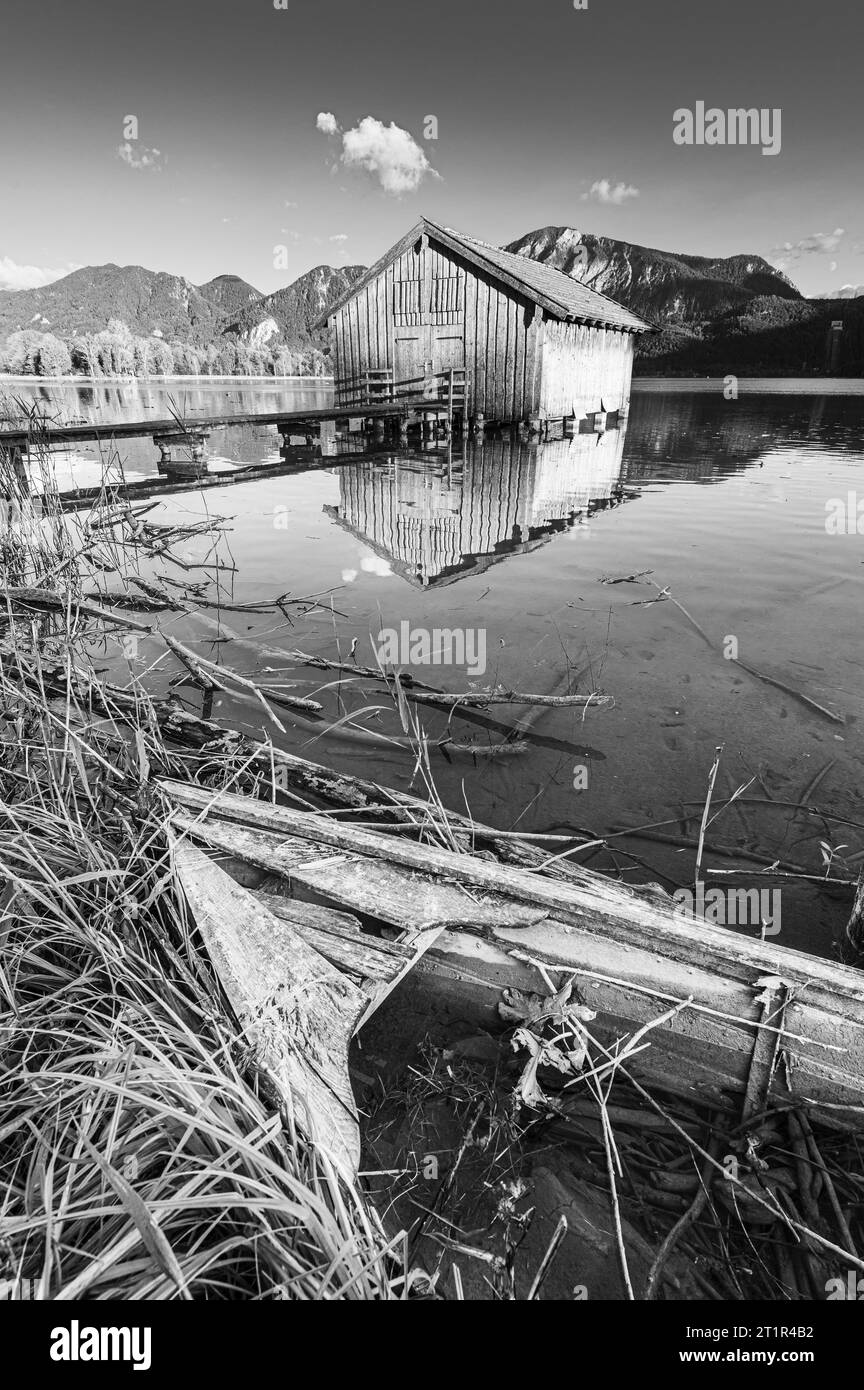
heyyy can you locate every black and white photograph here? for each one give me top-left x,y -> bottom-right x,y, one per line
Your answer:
1,0 -> 863,1354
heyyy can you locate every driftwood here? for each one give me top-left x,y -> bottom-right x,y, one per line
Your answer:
847,872 -> 864,960
0,587 -> 322,721
5,647 -> 598,876
172,836 -> 365,1175
254,645 -> 610,709
654,583 -> 845,726
1,586 -> 148,629
381,689 -> 612,710
83,590 -> 176,612
187,618 -> 600,758
608,825 -> 830,879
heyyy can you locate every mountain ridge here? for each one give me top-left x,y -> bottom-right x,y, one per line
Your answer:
504,225 -> 802,324
1,230 -> 861,376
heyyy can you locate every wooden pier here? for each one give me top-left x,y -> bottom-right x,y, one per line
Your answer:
0,375 -> 628,511
0,395 -> 442,450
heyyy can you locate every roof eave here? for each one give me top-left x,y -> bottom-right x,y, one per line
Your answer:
313,214 -> 656,334
312,219 -> 429,328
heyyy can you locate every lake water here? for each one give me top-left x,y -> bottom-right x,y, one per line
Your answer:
9,378 -> 864,957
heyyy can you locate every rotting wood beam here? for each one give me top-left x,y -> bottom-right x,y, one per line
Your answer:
156,779 -> 864,1010
172,835 -> 365,1176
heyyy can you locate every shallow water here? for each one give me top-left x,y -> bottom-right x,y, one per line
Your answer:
16,379 -> 864,956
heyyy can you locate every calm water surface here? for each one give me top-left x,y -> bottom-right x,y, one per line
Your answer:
13,379 -> 864,956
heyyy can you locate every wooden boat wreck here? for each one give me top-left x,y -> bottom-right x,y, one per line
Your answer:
160,754 -> 864,1179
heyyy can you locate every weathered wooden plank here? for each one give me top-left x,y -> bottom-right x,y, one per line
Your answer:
160,780 -> 864,1009
172,837 -> 365,1175
169,808 -> 552,936
464,255 -> 477,416
418,924 -> 864,1123
475,273 -> 489,416
257,891 -> 412,984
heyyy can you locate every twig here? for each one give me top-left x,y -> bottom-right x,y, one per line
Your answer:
696,746 -> 723,886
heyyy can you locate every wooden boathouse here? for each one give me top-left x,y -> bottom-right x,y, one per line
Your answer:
318,217 -> 654,429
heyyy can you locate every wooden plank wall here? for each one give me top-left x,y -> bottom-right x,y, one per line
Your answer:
539,321 -> 636,419
334,241 -> 465,402
332,237 -> 543,421
331,235 -> 634,423
463,271 -> 541,424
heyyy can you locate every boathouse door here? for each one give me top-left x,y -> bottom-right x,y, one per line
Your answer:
394,326 -> 464,399
394,331 -> 427,395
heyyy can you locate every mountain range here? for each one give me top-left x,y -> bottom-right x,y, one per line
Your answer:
0,263 -> 361,350
1,228 -> 861,375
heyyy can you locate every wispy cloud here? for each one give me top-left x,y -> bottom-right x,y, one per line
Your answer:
770,228 -> 844,266
316,113 -> 439,196
0,256 -> 80,291
117,141 -> 165,172
583,179 -> 640,205
329,233 -> 348,243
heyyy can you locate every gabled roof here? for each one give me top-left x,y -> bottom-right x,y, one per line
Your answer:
316,217 -> 654,333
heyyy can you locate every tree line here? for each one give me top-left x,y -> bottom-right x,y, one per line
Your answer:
635,296 -> 864,376
0,318 -> 331,378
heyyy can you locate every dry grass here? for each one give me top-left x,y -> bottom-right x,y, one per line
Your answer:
0,414 -> 404,1300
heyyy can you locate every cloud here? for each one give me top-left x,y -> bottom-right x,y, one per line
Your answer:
583,179 -> 640,205
329,233 -> 348,243
813,283 -> 864,300
770,228 -> 845,265
284,200 -> 299,209
117,141 -> 165,172
0,256 -> 80,291
316,113 -> 439,196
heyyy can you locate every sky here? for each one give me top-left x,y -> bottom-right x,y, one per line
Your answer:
1,0 -> 862,297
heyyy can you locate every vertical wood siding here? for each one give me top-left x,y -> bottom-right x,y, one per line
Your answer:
539,321 -> 635,418
331,234 -> 635,421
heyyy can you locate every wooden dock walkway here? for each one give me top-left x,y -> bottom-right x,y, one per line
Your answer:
0,392 -> 470,500
0,397 -> 437,450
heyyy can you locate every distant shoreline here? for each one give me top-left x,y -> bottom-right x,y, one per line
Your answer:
0,374 -> 335,384
4,372 -> 861,397
632,377 -> 864,395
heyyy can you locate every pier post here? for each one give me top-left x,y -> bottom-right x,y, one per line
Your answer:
153,431 -> 209,477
